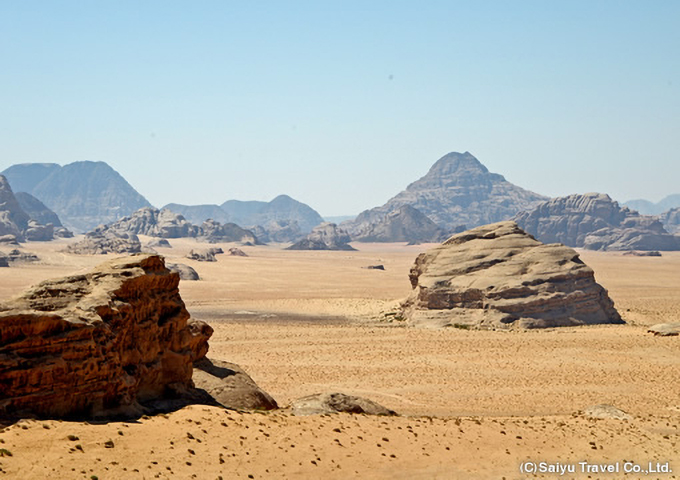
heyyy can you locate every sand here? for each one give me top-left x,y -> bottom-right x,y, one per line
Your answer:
1,237 -> 679,479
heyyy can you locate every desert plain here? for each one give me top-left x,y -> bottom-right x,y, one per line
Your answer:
0,237 -> 679,479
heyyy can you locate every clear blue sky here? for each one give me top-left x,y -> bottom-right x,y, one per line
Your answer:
1,1 -> 678,216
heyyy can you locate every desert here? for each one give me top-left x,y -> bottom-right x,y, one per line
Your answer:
1,235 -> 679,479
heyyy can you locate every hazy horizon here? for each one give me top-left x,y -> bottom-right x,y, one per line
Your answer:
2,2 -> 678,216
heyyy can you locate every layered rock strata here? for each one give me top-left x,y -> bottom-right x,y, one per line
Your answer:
401,221 -> 623,329
0,254 -> 212,418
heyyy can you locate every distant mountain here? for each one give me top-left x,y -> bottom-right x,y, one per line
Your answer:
623,194 -> 680,215
345,151 -> 547,236
220,194 -> 324,233
0,175 -> 30,240
162,203 -> 231,225
14,192 -> 62,227
514,192 -> 680,251
353,205 -> 447,243
1,161 -> 152,232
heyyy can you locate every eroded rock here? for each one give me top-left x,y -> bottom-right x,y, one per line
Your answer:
0,254 -> 212,419
65,228 -> 142,255
401,221 -> 623,329
287,222 -> 355,251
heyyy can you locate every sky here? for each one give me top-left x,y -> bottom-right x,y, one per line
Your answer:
1,1 -> 678,216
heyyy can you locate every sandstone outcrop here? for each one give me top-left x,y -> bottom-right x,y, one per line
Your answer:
291,393 -> 396,416
514,193 -> 680,251
193,358 -> 278,411
353,205 -> 447,243
5,249 -> 39,263
287,222 -> 356,251
622,250 -> 661,257
659,207 -> 680,234
199,219 -> 258,244
401,221 -> 623,329
186,249 -> 217,262
345,151 -> 546,235
24,219 -> 54,242
584,404 -> 632,421
252,219 -> 304,243
228,247 -> 247,257
0,235 -> 19,245
107,207 -> 199,239
65,228 -> 142,255
167,263 -> 200,281
0,254 -> 213,418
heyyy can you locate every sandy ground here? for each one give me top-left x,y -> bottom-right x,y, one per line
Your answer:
1,237 -> 679,479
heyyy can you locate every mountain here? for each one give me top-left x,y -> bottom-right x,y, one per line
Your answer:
221,195 -> 324,233
514,192 -> 680,251
162,203 -> 231,225
623,194 -> 680,215
353,205 -> 447,243
345,151 -> 547,235
1,161 -> 152,232
14,192 -> 62,227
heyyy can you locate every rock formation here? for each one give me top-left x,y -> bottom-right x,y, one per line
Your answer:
0,175 -> 30,241
291,393 -> 396,416
0,254 -> 213,418
647,323 -> 680,336
65,228 -> 142,255
287,222 -> 356,251
0,235 -> 19,245
5,249 -> 39,263
401,221 -> 623,329
514,193 -> 680,251
228,247 -> 248,257
193,358 -> 278,411
345,152 -> 546,236
659,207 -> 680,234
186,249 -> 217,262
167,263 -> 200,281
106,207 -> 199,239
199,219 -> 258,244
252,220 -> 304,244
2,161 -> 153,232
353,205 -> 447,243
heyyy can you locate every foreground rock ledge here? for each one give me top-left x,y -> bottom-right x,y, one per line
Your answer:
0,254 -> 213,419
401,221 -> 623,329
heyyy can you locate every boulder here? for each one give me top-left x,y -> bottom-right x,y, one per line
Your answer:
0,254 -> 213,418
193,358 -> 278,411
167,263 -> 200,281
514,193 -> 680,251
291,392 -> 396,416
401,221 -> 623,329
584,404 -> 632,421
65,228 -> 142,255
647,323 -> 680,336
287,222 -> 356,251
228,247 -> 248,257
53,227 -> 74,238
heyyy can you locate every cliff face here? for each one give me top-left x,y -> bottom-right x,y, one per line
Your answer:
0,254 -> 212,418
401,222 -> 623,329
